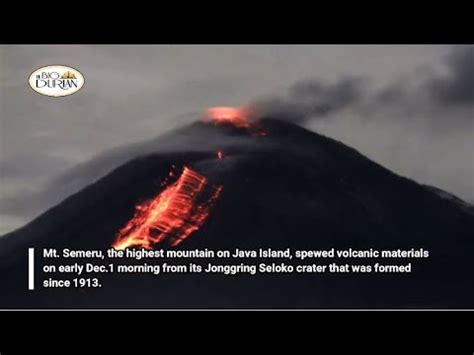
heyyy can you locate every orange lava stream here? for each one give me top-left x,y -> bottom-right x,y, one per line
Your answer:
113,167 -> 222,250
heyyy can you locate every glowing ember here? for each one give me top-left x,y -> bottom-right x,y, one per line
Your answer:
113,167 -> 222,250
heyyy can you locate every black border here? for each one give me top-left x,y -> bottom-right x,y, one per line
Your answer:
1,310 -> 472,352
2,10 -> 473,44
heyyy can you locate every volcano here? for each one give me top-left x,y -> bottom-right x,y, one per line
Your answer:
1,116 -> 473,309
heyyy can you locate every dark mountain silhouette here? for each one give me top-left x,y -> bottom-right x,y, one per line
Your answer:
1,118 -> 473,308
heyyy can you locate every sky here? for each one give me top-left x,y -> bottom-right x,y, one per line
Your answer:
0,45 -> 473,234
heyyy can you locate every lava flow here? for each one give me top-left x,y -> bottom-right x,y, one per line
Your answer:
113,167 -> 222,250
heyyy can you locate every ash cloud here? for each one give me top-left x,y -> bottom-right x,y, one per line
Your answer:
250,76 -> 369,122
251,46 -> 473,123
427,46 -> 474,105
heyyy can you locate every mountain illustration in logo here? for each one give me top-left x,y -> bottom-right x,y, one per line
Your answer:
61,71 -> 76,79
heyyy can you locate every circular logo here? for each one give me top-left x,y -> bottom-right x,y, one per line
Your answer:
28,65 -> 85,97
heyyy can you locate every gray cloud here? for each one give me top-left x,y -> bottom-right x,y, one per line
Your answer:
250,76 -> 368,122
251,46 -> 473,123
0,154 -> 70,179
427,46 -> 474,105
290,76 -> 368,115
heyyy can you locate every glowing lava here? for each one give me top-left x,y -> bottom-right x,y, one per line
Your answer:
205,106 -> 267,137
206,106 -> 250,129
113,167 -> 222,250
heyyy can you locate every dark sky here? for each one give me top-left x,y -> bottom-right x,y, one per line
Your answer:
0,45 -> 472,234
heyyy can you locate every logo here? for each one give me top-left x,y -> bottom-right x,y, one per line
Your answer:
28,65 -> 84,97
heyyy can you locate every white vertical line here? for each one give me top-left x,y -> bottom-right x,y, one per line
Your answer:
28,248 -> 34,290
